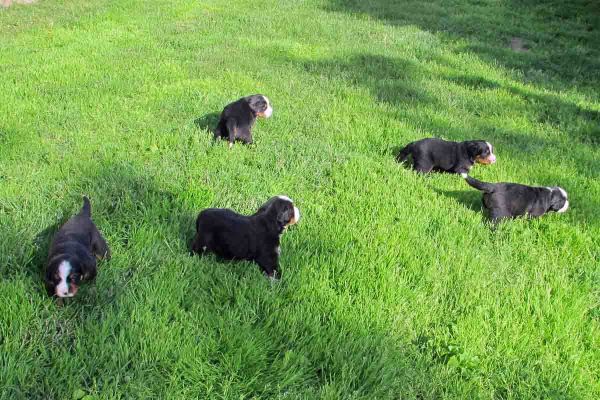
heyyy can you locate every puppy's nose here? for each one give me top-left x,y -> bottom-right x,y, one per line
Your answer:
488,154 -> 496,163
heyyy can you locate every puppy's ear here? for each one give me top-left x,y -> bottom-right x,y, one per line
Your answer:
44,263 -> 58,296
466,142 -> 483,160
256,197 -> 277,215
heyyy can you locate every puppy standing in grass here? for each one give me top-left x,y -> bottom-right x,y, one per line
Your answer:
215,94 -> 273,148
45,197 -> 110,298
396,138 -> 496,174
462,173 -> 569,222
191,196 -> 300,279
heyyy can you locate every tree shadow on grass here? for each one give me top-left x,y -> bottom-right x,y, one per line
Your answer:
300,53 -> 436,107
325,0 -> 600,91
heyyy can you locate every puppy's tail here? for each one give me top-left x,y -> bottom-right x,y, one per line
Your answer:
79,196 -> 92,217
461,173 -> 495,193
395,143 -> 413,163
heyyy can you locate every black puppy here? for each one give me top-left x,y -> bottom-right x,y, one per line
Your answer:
462,173 -> 569,222
215,94 -> 273,148
191,196 -> 300,278
396,138 -> 496,174
45,197 -> 110,298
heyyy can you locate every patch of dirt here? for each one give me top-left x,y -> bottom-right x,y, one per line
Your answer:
510,37 -> 530,52
2,0 -> 38,8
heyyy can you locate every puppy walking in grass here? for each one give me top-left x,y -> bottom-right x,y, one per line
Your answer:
462,173 -> 569,222
215,94 -> 273,148
45,197 -> 110,299
191,196 -> 299,279
397,138 -> 496,174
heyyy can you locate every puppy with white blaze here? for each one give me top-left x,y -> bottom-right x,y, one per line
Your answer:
396,138 -> 496,174
462,173 -> 569,222
191,196 -> 300,279
45,197 -> 110,298
214,94 -> 273,148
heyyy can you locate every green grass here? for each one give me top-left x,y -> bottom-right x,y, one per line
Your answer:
1,0 -> 599,398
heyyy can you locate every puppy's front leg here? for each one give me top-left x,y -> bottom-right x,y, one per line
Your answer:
256,253 -> 279,280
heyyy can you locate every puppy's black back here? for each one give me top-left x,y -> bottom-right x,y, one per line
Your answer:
48,197 -> 95,256
195,209 -> 258,260
215,98 -> 256,142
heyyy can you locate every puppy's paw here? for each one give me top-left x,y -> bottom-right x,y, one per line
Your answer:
228,142 -> 234,149
264,270 -> 280,282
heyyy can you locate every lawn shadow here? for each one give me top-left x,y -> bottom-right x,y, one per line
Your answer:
29,220 -> 64,284
434,188 -> 482,213
194,112 -> 220,138
325,0 -> 600,91
299,53 -> 436,107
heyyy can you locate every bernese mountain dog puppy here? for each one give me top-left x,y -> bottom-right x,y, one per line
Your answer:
191,196 -> 300,279
45,197 -> 110,298
396,138 -> 496,174
215,94 -> 273,148
462,173 -> 569,222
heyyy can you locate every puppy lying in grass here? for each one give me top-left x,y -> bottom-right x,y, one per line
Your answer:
45,197 -> 110,298
397,138 -> 496,174
191,196 -> 300,279
215,94 -> 273,148
462,173 -> 569,222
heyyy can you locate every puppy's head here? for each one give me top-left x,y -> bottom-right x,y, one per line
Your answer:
258,195 -> 300,230
466,141 -> 496,165
45,259 -> 85,298
549,187 -> 569,213
247,95 -> 273,119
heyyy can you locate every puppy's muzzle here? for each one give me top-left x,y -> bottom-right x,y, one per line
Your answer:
476,153 -> 496,165
557,200 -> 569,213
56,284 -> 77,298
259,106 -> 273,119
289,206 -> 300,225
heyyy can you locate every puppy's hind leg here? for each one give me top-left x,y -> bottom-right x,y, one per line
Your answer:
413,160 -> 433,174
256,253 -> 280,281
92,228 -> 111,260
214,119 -> 226,140
225,118 -> 238,149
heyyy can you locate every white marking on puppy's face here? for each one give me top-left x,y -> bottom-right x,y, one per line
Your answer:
485,141 -> 496,164
277,195 -> 293,203
556,187 -> 569,213
56,260 -> 74,298
293,206 -> 300,223
557,187 -> 568,199
260,96 -> 273,118
557,200 -> 569,213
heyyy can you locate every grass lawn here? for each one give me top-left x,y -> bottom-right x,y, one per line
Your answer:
1,0 -> 599,398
